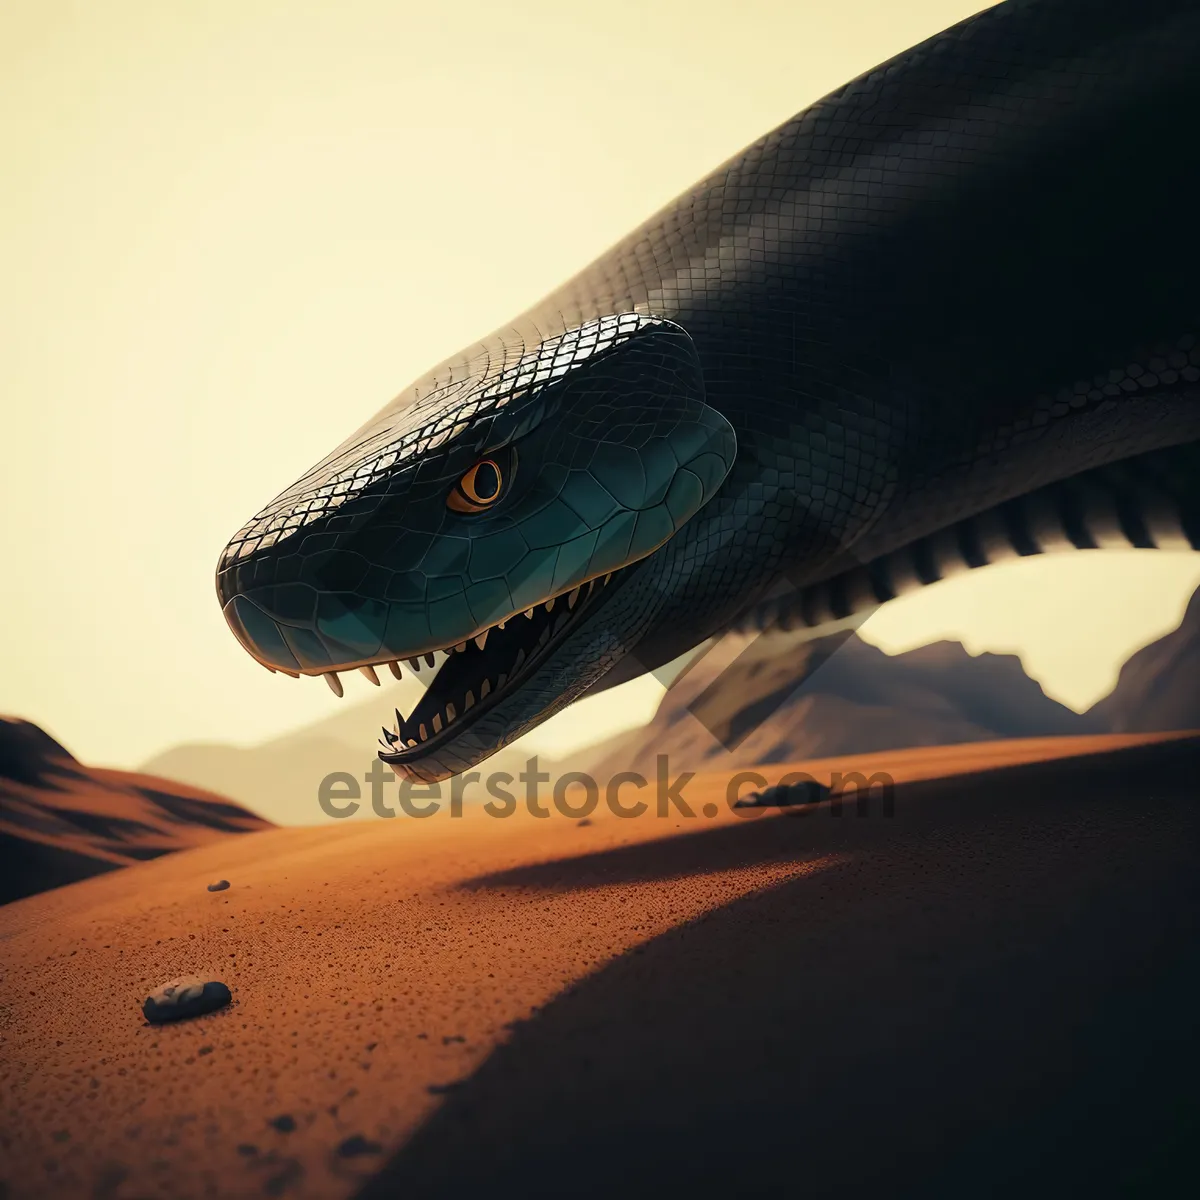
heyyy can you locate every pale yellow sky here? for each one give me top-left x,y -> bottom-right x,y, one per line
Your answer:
3,0 -> 1198,769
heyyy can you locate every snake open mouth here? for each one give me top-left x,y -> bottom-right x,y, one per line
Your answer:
377,571 -> 618,766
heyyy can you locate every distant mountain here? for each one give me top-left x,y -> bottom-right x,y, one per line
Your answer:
141,685 -> 564,826
0,717 -> 271,905
1089,585 -> 1200,733
141,668 -> 429,824
583,629 -> 1103,779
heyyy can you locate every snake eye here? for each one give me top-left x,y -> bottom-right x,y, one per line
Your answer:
447,458 -> 505,513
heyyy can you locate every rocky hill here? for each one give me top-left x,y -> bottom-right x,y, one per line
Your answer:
1088,585 -> 1200,732
582,628 -> 1103,779
1,717 -> 271,904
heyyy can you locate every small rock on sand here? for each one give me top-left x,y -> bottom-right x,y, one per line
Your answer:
207,879 -> 230,892
142,976 -> 232,1023
734,780 -> 830,809
336,1135 -> 382,1158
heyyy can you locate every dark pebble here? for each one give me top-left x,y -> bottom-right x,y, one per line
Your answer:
269,1114 -> 297,1133
142,977 -> 232,1023
207,880 -> 230,892
337,1135 -> 382,1158
733,780 -> 830,809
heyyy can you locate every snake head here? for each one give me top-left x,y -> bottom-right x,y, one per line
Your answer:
216,314 -> 735,780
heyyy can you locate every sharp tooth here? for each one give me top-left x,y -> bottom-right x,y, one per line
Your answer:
388,661 -> 403,680
445,702 -> 456,722
395,708 -> 406,734
359,665 -> 380,686
425,653 -> 436,668
537,627 -> 550,647
419,723 -> 428,740
498,619 -> 507,630
406,738 -> 418,748
480,679 -> 491,699
524,607 -> 535,619
475,630 -> 489,651
496,673 -> 507,688
408,657 -> 421,671
381,726 -> 398,745
568,587 -> 580,609
554,612 -> 569,632
544,596 -> 555,613
513,647 -> 525,671
324,672 -> 343,698
604,573 -> 613,584
432,712 -> 443,733
464,690 -> 475,710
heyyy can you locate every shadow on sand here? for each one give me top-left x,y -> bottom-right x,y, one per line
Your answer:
358,738 -> 1200,1198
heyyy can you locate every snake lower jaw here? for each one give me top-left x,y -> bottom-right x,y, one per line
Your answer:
375,569 -> 621,770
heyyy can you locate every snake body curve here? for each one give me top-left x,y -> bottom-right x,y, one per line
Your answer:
217,0 -> 1200,781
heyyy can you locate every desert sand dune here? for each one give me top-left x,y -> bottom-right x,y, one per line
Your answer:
0,732 -> 1196,1198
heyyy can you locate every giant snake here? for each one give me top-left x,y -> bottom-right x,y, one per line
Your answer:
216,0 -> 1200,782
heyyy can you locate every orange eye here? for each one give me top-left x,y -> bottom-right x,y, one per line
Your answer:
447,459 -> 504,512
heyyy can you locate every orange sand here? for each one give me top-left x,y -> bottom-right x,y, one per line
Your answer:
1,731 -> 1197,1198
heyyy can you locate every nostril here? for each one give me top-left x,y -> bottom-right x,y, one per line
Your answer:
223,595 -> 303,673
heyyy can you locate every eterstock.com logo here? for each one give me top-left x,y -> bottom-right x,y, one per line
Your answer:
317,755 -> 895,821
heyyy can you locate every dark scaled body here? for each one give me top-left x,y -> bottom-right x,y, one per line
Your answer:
217,0 -> 1200,780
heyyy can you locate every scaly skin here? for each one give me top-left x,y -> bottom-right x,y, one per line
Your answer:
217,0 -> 1200,781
